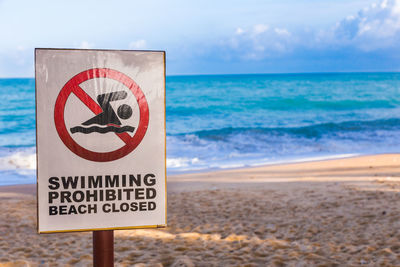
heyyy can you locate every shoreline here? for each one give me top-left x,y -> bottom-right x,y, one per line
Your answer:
2,153 -> 400,192
0,148 -> 393,187
167,152 -> 363,176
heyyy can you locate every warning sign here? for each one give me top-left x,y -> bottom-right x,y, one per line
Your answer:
35,49 -> 166,233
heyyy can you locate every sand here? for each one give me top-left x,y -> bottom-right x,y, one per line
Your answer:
1,154 -> 400,266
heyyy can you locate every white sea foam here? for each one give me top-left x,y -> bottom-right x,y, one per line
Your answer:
1,152 -> 201,171
0,152 -> 36,171
167,157 -> 200,168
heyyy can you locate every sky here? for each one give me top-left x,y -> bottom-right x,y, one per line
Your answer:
0,0 -> 399,77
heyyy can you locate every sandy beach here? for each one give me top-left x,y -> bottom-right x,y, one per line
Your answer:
1,154 -> 400,266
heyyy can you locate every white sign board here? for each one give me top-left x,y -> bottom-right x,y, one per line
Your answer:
35,49 -> 166,233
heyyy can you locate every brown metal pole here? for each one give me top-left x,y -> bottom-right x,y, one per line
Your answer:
93,230 -> 114,267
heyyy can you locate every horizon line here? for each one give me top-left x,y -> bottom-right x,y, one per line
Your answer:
1,70 -> 400,79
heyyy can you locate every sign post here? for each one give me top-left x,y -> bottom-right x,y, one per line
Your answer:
35,49 -> 166,265
93,230 -> 114,267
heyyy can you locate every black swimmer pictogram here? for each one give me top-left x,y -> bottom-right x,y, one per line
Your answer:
70,91 -> 135,134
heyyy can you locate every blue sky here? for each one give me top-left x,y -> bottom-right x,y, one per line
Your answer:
0,0 -> 399,77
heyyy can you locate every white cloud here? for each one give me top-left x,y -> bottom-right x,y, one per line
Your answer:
129,40 -> 147,49
221,0 -> 400,62
274,28 -> 290,36
78,41 -> 93,49
16,45 -> 26,51
224,24 -> 294,61
333,0 -> 400,49
235,27 -> 244,35
253,24 -> 269,35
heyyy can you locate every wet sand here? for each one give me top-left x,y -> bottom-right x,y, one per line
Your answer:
1,154 -> 400,266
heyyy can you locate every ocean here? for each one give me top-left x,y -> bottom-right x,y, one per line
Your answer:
1,73 -> 400,185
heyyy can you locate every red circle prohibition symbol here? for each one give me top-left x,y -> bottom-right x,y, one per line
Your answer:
54,68 -> 149,162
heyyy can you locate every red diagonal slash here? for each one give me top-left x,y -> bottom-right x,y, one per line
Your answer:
71,84 -> 132,144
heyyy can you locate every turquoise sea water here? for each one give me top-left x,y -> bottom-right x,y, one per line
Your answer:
1,73 -> 400,185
